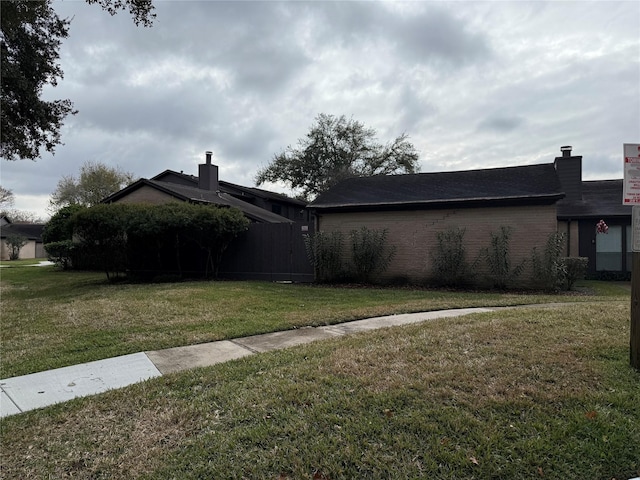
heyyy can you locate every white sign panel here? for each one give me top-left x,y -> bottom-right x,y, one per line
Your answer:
634,206 -> 640,252
623,143 -> 640,204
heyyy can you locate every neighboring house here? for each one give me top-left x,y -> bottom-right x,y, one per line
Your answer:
309,146 -> 631,284
103,152 -> 307,224
151,169 -> 310,222
101,152 -> 315,281
0,216 -> 46,260
555,146 -> 631,278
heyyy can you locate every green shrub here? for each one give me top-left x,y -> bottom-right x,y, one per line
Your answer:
42,204 -> 87,244
304,231 -> 344,283
44,240 -> 76,270
431,228 -> 475,287
561,257 -> 588,290
71,203 -> 249,281
72,204 -> 130,280
482,226 -> 526,289
349,227 -> 395,283
531,232 -> 566,291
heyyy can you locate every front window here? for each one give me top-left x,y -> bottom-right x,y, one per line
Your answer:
596,225 -> 622,271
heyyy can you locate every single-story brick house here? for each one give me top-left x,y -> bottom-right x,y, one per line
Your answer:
0,216 -> 46,260
102,152 -> 307,224
308,146 -> 631,285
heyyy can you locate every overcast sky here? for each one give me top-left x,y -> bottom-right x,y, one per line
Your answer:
2,0 -> 639,219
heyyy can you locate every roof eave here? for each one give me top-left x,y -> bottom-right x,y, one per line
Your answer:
310,193 -> 565,212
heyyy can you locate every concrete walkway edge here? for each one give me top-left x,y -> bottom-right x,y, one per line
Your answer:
2,307 -> 497,418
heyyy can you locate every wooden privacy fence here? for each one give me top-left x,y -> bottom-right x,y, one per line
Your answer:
218,222 -> 315,282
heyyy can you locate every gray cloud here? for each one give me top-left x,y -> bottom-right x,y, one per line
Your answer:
302,2 -> 491,65
2,0 -> 638,218
477,115 -> 525,133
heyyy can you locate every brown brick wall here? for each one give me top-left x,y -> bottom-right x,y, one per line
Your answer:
317,204 -> 558,286
557,220 -> 580,257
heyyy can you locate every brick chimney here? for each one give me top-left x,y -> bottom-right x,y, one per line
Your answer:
554,145 -> 582,202
198,151 -> 219,191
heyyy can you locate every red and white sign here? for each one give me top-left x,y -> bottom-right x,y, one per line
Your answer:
623,143 -> 640,204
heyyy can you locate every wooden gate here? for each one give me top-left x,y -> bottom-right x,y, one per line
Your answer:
218,222 -> 315,282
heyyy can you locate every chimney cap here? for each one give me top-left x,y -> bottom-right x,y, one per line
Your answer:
205,150 -> 212,164
560,145 -> 573,157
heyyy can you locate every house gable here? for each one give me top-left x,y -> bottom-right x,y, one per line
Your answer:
110,183 -> 183,205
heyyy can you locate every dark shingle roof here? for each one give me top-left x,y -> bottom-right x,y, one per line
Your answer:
219,182 -> 307,206
557,179 -> 631,218
309,163 -> 564,211
151,170 -> 198,186
151,169 -> 306,206
0,222 -> 45,240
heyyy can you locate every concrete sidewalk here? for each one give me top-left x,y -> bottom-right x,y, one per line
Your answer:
1,307 -> 494,418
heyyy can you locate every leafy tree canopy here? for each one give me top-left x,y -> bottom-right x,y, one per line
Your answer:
49,161 -> 135,210
42,204 -> 87,244
1,0 -> 155,161
256,114 -> 420,201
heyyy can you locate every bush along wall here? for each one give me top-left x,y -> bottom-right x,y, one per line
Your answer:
48,202 -> 249,281
562,256 -> 588,290
426,229 -> 577,292
304,227 -> 396,284
429,227 -> 477,288
305,224 -> 586,292
349,227 -> 396,283
530,232 -> 567,292
303,231 -> 345,283
482,226 -> 527,290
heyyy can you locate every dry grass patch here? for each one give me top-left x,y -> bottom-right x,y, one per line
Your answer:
1,302 -> 638,479
1,385 -> 202,479
324,304 -> 618,405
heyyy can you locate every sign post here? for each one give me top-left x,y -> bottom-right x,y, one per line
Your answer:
624,143 -> 640,370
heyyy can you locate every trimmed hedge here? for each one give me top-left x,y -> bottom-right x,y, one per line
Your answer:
45,202 -> 249,280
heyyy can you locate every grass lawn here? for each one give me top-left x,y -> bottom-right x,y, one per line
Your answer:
0,258 -> 49,267
0,264 -> 629,378
1,301 -> 638,479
